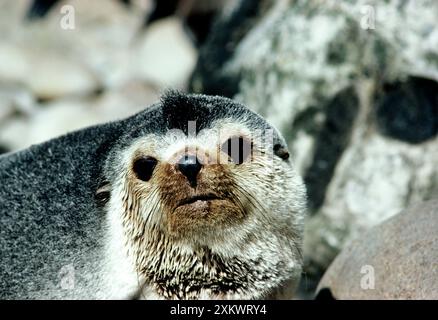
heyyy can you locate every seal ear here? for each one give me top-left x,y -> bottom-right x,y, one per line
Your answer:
274,144 -> 290,160
95,180 -> 111,208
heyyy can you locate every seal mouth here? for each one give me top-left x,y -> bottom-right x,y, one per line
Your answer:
177,194 -> 222,208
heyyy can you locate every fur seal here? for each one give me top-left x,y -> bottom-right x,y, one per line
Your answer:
0,92 -> 306,299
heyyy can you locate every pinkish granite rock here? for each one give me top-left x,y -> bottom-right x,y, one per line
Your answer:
317,200 -> 438,299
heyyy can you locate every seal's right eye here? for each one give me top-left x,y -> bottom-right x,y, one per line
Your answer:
221,136 -> 252,165
133,157 -> 157,181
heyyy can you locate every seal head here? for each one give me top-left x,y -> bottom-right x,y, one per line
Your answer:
100,91 -> 306,299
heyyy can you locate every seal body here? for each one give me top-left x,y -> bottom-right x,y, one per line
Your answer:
0,92 -> 306,299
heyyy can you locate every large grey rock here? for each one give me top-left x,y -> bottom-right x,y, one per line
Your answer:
316,200 -> 438,299
190,0 -> 438,288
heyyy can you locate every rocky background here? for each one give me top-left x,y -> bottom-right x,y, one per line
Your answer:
0,0 -> 201,151
1,0 -> 437,299
190,0 -> 438,298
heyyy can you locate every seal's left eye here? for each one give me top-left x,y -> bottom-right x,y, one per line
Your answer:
221,136 -> 252,164
133,157 -> 157,181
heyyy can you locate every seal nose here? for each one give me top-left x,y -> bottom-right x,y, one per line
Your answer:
177,155 -> 202,187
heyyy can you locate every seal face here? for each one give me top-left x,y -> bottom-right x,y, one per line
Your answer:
100,92 -> 306,299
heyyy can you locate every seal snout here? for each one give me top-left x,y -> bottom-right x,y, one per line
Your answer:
176,154 -> 202,187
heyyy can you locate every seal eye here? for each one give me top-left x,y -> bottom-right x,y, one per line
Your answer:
221,136 -> 252,164
133,157 -> 157,181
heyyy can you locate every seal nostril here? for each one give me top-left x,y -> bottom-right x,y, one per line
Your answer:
177,155 -> 202,187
